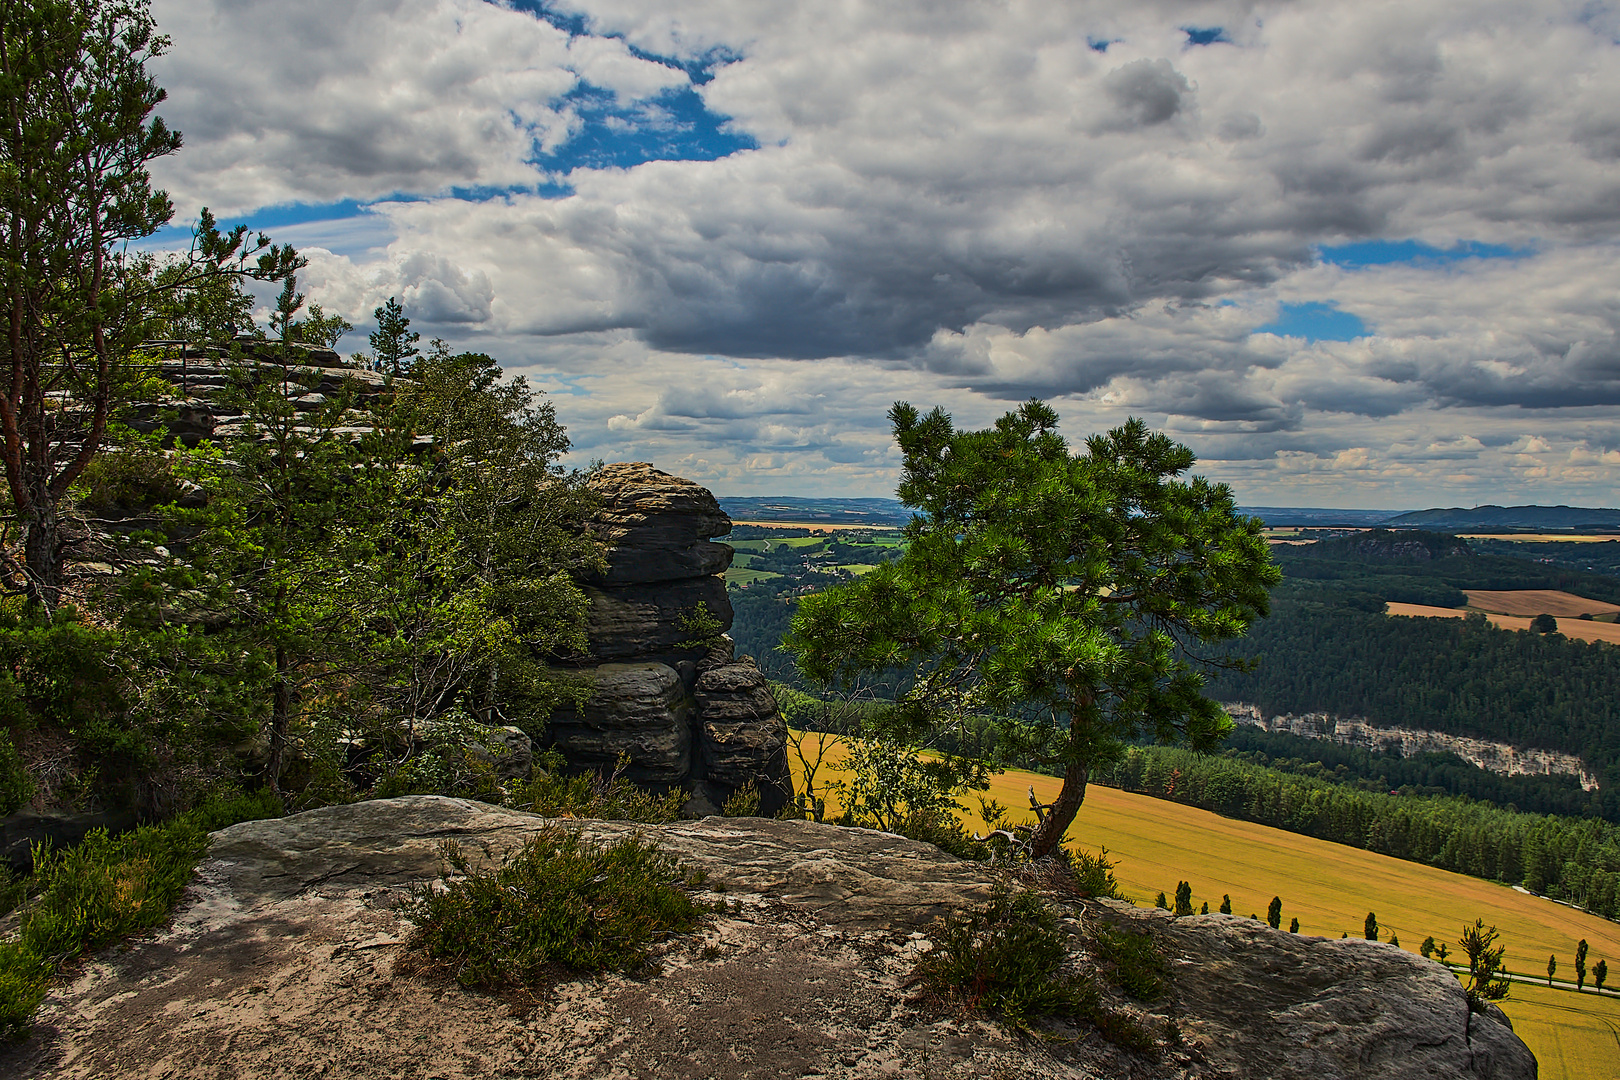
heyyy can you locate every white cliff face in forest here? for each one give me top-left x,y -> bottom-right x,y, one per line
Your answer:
1225,703 -> 1601,791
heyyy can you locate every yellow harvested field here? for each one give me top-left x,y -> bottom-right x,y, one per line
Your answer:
1464,589 -> 1620,618
1459,533 -> 1620,543
1499,983 -> 1620,1080
1385,602 -> 1620,645
790,732 -> 1620,1077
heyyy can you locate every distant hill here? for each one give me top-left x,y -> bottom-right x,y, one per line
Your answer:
718,496 -> 910,526
1384,505 -> 1620,531
1239,506 -> 1401,527
1288,529 -> 1472,562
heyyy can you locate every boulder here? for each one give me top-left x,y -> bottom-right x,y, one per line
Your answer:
472,726 -> 534,783
0,797 -> 1539,1080
543,663 -> 693,786
585,462 -> 733,586
693,662 -> 792,815
582,575 -> 733,661
1145,906 -> 1537,1080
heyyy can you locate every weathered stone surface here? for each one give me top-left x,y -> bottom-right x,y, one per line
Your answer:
1,798 -> 1538,1080
585,462 -> 734,586
583,575 -> 733,661
1144,905 -> 1537,1080
544,663 -> 693,785
694,662 -> 792,815
475,726 -> 534,783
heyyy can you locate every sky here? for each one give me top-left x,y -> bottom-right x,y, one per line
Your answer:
142,0 -> 1620,508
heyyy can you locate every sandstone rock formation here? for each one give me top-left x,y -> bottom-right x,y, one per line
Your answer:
547,462 -> 791,816
88,355 -> 793,816
1,797 -> 1538,1080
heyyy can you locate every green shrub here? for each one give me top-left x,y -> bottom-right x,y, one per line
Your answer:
1068,847 -> 1121,899
913,886 -> 1079,1031
72,436 -> 185,513
1093,926 -> 1167,1001
721,783 -> 761,817
0,790 -> 283,1042
914,886 -> 1157,1048
400,829 -> 703,990
0,729 -> 32,815
512,750 -> 682,824
0,943 -> 49,1043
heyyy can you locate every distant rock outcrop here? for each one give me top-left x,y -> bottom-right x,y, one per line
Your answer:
550,463 -> 792,815
1,797 -> 1538,1080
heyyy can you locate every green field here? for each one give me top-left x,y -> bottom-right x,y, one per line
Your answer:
790,734 -> 1620,1079
723,566 -> 781,586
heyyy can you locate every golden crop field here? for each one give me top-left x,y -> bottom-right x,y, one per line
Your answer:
1464,589 -> 1620,618
1386,602 -> 1620,646
789,733 -> 1620,1078
1500,983 -> 1620,1080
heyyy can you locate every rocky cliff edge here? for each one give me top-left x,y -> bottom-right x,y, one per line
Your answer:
1,797 -> 1536,1080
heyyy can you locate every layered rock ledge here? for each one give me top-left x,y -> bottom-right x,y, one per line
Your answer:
2,797 -> 1537,1080
549,463 -> 790,815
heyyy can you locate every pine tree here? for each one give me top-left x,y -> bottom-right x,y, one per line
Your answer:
1174,881 -> 1193,916
1575,939 -> 1588,991
1389,934 -> 1400,948
369,296 -> 420,375
1155,891 -> 1169,910
787,406 -> 1278,859
1201,901 -> 1209,915
1420,936 -> 1437,959
1595,958 -> 1607,994
1288,917 -> 1299,933
1219,894 -> 1232,915
1266,896 -> 1282,930
1547,954 -> 1557,986
1365,912 -> 1379,941
0,0 -> 296,610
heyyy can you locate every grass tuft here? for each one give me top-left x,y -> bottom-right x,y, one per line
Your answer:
0,786 -> 285,1043
399,828 -> 703,991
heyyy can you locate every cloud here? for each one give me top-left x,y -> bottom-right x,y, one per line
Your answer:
147,0 -> 688,214
140,0 -> 1620,503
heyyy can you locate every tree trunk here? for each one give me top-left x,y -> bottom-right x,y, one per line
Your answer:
21,489 -> 62,613
1028,756 -> 1089,860
267,642 -> 291,804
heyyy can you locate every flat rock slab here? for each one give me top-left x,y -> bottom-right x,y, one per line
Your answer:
1,797 -> 1536,1080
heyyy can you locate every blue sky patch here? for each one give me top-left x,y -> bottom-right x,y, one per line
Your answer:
541,84 -> 756,175
1256,302 -> 1368,341
1087,37 -> 1118,53
1318,239 -> 1527,268
500,2 -> 756,178
1182,26 -> 1230,46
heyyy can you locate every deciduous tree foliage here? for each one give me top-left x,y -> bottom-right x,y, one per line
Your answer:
0,0 -> 296,610
788,402 -> 1278,858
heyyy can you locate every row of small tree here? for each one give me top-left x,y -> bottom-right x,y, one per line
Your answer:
1542,940 -> 1610,993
